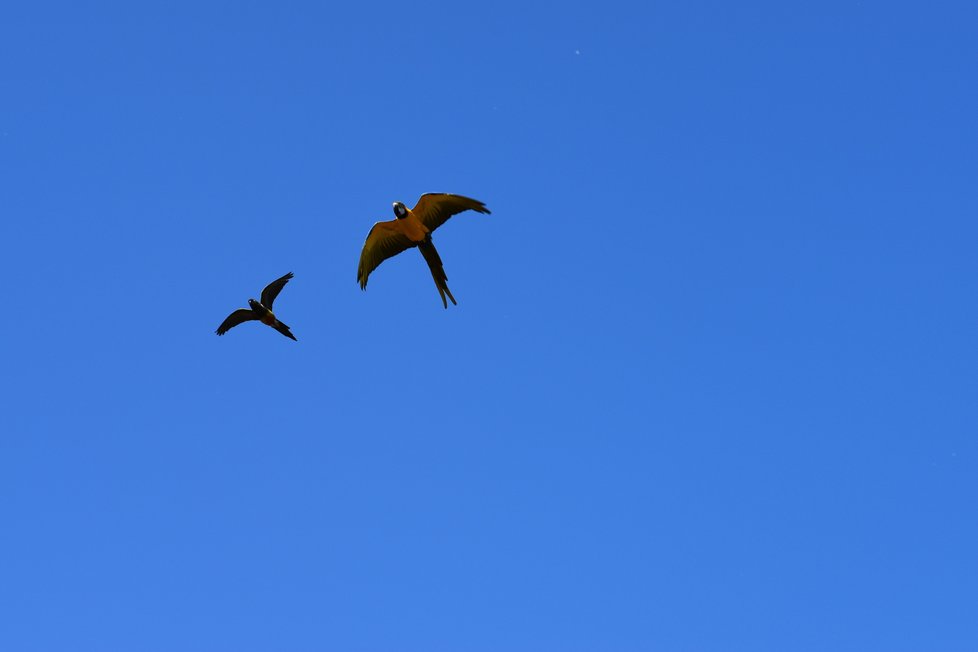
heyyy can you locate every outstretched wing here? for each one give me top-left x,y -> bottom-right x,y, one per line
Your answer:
216,309 -> 257,335
357,220 -> 416,289
411,193 -> 490,233
260,272 -> 294,309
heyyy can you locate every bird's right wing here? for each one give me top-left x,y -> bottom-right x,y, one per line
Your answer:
216,309 -> 257,335
260,272 -> 294,309
357,219 -> 416,289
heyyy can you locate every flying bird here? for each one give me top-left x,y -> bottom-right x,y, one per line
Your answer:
215,272 -> 298,340
357,193 -> 491,308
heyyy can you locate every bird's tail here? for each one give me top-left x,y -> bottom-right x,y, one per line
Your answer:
418,237 -> 457,309
274,321 -> 298,341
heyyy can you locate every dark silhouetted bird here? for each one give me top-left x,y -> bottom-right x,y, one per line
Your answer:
215,272 -> 297,340
357,193 -> 491,308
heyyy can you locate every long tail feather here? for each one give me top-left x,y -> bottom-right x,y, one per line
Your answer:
418,237 -> 457,309
273,320 -> 298,341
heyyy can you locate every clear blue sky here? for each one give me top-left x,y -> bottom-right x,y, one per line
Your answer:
1,1 -> 976,650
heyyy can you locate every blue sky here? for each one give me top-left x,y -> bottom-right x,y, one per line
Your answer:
1,1 -> 976,650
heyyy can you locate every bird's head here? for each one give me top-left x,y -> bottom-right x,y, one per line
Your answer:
248,299 -> 260,310
392,202 -> 408,219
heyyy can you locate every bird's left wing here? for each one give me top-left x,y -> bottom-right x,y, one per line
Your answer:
357,220 -> 416,289
411,193 -> 491,233
260,272 -> 294,309
216,309 -> 257,335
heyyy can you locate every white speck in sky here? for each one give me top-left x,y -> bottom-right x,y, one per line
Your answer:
575,49 -> 581,55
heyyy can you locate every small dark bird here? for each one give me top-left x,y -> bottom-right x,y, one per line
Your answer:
357,193 -> 491,308
215,272 -> 297,340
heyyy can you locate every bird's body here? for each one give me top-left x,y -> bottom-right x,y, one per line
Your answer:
216,272 -> 297,340
397,209 -> 430,242
357,193 -> 490,308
